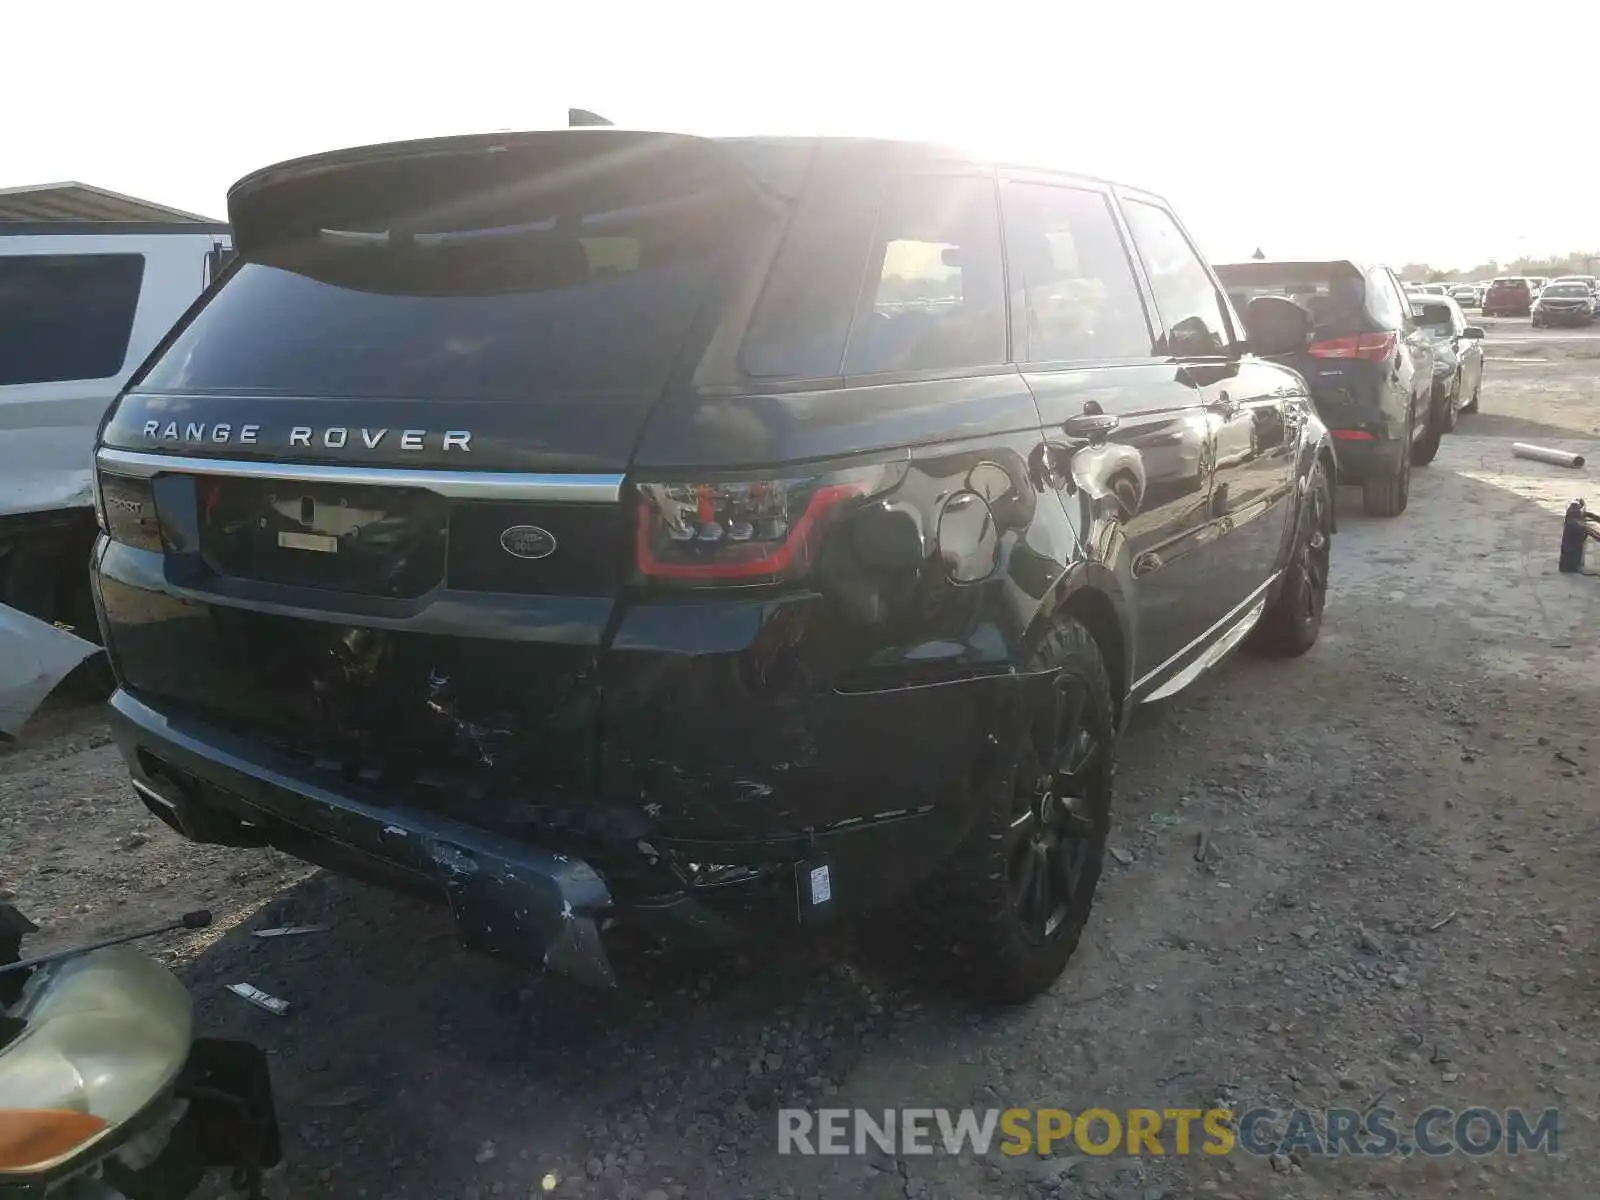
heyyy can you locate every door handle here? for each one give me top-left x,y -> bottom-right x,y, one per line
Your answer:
1061,412 -> 1120,444
1205,391 -> 1236,416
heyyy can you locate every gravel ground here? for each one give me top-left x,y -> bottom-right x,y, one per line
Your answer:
4,322 -> 1600,1199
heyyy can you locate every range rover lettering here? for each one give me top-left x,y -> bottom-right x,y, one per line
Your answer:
89,129 -> 1336,1002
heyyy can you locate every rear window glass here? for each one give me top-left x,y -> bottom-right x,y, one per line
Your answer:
1214,262 -> 1365,335
140,189 -> 761,401
1412,303 -> 1453,329
1491,278 -> 1528,288
0,254 -> 145,386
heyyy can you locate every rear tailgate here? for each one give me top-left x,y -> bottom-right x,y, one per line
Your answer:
96,131 -> 802,814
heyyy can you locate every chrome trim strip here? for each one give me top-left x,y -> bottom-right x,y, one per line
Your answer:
1140,596 -> 1266,704
1132,571 -> 1280,697
95,449 -> 625,503
131,778 -> 179,812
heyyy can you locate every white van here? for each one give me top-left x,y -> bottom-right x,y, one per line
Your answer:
1,217 -> 231,633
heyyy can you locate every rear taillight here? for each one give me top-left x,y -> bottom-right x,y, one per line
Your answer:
634,463 -> 904,585
96,472 -> 162,551
1330,429 -> 1375,441
1307,332 -> 1398,362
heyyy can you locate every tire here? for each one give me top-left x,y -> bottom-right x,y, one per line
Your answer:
1253,458 -> 1332,657
1443,376 -> 1461,433
935,616 -> 1115,1004
1412,393 -> 1444,467
1363,416 -> 1412,517
1463,371 -> 1480,414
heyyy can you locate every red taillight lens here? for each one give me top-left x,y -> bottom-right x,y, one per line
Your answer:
1330,429 -> 1375,441
634,464 -> 902,585
1307,332 -> 1396,362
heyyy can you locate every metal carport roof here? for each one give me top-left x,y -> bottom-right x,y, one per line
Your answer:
0,181 -> 221,224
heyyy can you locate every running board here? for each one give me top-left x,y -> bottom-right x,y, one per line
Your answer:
1139,596 -> 1267,704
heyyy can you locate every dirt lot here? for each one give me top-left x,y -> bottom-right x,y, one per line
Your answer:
5,322 -> 1600,1199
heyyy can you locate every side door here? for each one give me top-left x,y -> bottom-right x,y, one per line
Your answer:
1117,196 -> 1297,622
1454,300 -> 1484,402
1364,266 -> 1423,437
998,175 -> 1215,682
1384,266 -> 1432,434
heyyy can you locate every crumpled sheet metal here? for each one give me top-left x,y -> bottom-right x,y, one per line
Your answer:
0,602 -> 100,738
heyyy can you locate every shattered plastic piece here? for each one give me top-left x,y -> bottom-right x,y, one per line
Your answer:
227,982 -> 292,1015
250,924 -> 331,939
0,603 -> 100,738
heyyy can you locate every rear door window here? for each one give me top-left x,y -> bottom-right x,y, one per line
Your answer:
0,254 -> 145,386
139,184 -> 765,402
1119,200 -> 1232,357
1364,267 -> 1407,330
1001,182 -> 1152,361
843,175 -> 1006,376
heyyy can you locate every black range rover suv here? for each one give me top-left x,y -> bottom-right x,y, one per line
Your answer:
90,130 -> 1335,1001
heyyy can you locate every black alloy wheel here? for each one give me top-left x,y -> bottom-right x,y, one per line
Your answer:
1005,674 -> 1103,948
1254,458 -> 1333,657
936,616 -> 1115,1004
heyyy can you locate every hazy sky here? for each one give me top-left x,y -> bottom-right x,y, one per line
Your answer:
9,1 -> 1597,269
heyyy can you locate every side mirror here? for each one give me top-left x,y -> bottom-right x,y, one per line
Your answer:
1462,326 -> 1485,339
1242,295 -> 1311,357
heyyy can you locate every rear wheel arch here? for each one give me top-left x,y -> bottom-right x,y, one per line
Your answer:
1316,445 -> 1338,533
1030,568 -> 1130,730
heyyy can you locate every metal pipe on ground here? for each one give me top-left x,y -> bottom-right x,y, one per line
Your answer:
1512,443 -> 1586,469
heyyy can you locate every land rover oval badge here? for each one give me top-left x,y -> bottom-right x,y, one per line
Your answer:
499,525 -> 557,560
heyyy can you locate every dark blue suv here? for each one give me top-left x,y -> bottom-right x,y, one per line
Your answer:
1215,260 -> 1435,517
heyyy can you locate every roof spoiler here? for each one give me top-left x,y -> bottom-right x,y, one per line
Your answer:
225,128 -> 786,257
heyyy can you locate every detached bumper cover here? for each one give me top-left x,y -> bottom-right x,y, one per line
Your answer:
108,689 -> 617,987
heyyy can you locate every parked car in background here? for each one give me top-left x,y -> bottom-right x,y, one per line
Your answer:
1531,280 -> 1598,327
1448,283 -> 1482,308
1410,282 -> 1448,296
87,128 -> 1338,1003
1,213 -> 232,638
1483,276 -> 1534,316
1549,274 -> 1598,296
1216,258 -> 1434,516
1407,292 -> 1486,428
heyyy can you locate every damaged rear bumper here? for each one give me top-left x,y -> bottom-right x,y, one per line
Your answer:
107,689 -> 617,987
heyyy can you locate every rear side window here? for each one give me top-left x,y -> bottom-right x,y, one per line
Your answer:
1364,268 -> 1407,329
1002,183 -> 1152,361
843,175 -> 1006,376
0,254 -> 145,386
1120,201 -> 1231,357
140,188 -> 762,402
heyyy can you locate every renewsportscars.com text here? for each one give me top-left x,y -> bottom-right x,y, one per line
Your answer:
777,1107 -> 1560,1159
